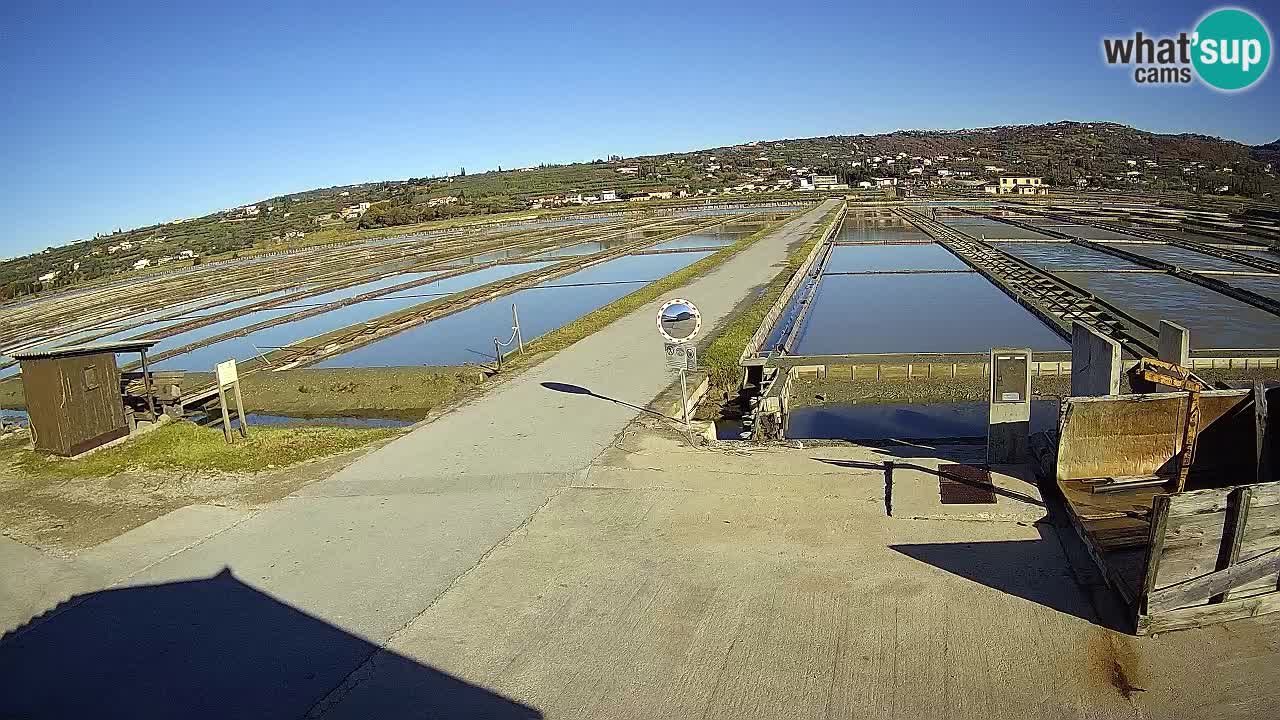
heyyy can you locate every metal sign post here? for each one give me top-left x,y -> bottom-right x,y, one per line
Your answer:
666,343 -> 698,424
214,359 -> 249,443
680,365 -> 690,425
657,298 -> 702,428
988,348 -> 1032,464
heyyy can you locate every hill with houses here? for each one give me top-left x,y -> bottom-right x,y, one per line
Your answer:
3,121 -> 1276,302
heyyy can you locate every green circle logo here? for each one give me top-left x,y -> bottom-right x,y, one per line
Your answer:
1193,8 -> 1272,91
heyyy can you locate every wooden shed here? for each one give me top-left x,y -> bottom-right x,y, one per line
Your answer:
14,340 -> 159,456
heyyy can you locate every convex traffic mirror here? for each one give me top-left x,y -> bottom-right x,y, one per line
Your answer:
657,299 -> 701,343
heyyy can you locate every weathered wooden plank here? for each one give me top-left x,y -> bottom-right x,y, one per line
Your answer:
1079,515 -> 1152,551
1139,495 -> 1171,614
1056,390 -> 1250,483
1140,590 -> 1280,634
1163,480 -> 1280,518
1058,479 -> 1161,521
1103,548 -> 1148,605
1148,546 -> 1280,613
1154,485 -> 1280,590
1212,487 -> 1252,603
1060,496 -> 1142,606
1089,475 -> 1168,493
1256,382 -> 1270,483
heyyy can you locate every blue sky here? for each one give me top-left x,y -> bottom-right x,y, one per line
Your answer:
1,0 -> 1277,255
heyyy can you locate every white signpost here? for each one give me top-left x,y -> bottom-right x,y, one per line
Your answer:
214,359 -> 249,443
657,298 -> 702,426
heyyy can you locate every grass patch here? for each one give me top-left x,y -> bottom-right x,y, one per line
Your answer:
513,206 -> 821,361
700,205 -> 841,393
15,421 -> 402,478
237,367 -> 487,419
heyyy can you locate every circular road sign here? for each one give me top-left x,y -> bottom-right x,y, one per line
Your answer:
657,298 -> 701,343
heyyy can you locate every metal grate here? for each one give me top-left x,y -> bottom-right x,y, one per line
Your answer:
938,464 -> 998,504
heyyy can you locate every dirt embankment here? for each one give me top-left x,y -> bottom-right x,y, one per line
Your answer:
787,366 -> 1280,410
1,366 -> 491,421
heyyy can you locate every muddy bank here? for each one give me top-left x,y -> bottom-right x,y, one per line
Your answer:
787,366 -> 1280,410
0,434 -> 392,555
788,374 -> 1071,409
204,366 -> 488,420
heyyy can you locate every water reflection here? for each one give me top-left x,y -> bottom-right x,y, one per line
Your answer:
787,400 -> 1059,440
316,251 -> 712,368
155,262 -> 557,370
993,242 -> 1140,272
791,273 -> 1067,355
823,243 -> 967,273
1058,271 -> 1280,349
1105,243 -> 1262,272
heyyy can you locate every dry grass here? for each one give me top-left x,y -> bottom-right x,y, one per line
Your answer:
13,421 -> 403,478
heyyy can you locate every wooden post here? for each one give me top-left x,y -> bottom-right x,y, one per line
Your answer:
233,379 -> 249,439
214,359 -> 244,444
1256,381 -> 1270,484
217,382 -> 233,444
1211,486 -> 1252,604
138,349 -> 157,420
1139,494 -> 1172,618
1174,387 -> 1201,493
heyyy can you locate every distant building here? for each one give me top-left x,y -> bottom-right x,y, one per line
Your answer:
870,177 -> 898,187
995,176 -> 1046,194
132,258 -> 151,270
340,202 -> 373,219
616,167 -> 639,175
599,190 -> 618,202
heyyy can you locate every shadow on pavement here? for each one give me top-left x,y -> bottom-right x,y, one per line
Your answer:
814,458 -> 1045,508
540,381 -> 674,420
890,526 -> 1116,631
0,568 -> 541,720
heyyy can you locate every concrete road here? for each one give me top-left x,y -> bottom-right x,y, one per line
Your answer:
0,200 -> 839,719
321,431 -> 1280,720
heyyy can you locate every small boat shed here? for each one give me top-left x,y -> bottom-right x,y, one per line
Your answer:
13,340 -> 160,456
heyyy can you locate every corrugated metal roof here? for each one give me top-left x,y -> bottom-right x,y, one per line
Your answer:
13,339 -> 160,360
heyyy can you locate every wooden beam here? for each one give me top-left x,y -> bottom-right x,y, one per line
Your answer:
1211,486 -> 1252,604
138,349 -> 156,420
1257,382 -> 1271,484
1142,590 -> 1280,634
1139,494 -> 1171,617
1148,545 -> 1280,613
